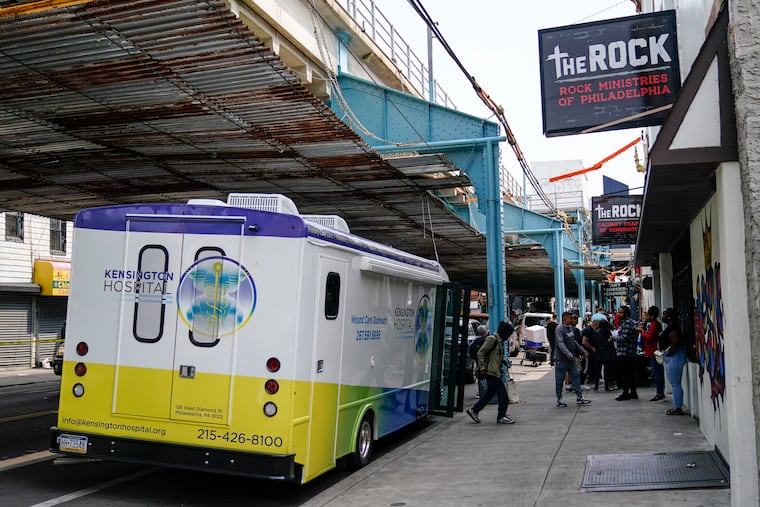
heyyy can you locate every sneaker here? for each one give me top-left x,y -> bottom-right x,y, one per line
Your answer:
650,394 -> 665,402
466,407 -> 481,423
564,384 -> 573,391
615,394 -> 632,401
556,399 -> 567,407
497,416 -> 515,424
576,398 -> 592,405
580,385 -> 591,391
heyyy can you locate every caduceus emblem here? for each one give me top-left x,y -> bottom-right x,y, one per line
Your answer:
177,256 -> 256,341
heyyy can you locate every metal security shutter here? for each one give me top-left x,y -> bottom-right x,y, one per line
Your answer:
37,296 -> 67,364
0,294 -> 33,368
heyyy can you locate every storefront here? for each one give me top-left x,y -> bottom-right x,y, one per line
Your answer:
0,290 -> 34,368
635,5 -> 757,503
0,260 -> 69,369
33,260 -> 70,361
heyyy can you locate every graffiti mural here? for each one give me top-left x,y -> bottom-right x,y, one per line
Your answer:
694,215 -> 726,410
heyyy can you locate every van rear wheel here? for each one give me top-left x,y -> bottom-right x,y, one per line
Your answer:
348,413 -> 374,469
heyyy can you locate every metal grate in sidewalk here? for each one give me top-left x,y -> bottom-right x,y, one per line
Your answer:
581,450 -> 730,492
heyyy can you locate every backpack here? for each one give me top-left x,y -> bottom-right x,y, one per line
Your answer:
469,335 -> 487,360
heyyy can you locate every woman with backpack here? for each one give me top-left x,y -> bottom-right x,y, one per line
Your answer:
470,324 -> 489,398
466,321 -> 516,425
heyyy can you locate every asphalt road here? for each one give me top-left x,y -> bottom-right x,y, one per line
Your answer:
0,376 -> 60,461
0,376 -> 437,506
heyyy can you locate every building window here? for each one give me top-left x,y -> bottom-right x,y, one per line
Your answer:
50,218 -> 66,254
5,211 -> 24,241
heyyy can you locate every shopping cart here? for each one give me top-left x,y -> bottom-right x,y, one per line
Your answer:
520,325 -> 549,367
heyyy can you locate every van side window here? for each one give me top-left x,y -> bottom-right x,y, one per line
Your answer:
133,245 -> 169,343
324,272 -> 340,320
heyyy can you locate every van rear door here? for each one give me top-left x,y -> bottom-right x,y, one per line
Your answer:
113,215 -> 248,425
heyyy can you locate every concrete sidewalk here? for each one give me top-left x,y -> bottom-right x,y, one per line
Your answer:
0,367 -> 58,388
0,365 -> 731,506
304,361 -> 731,507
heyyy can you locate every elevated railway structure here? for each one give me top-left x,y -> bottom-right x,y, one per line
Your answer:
0,0 -> 607,319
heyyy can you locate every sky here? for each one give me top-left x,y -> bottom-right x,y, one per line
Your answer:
380,0 -> 647,199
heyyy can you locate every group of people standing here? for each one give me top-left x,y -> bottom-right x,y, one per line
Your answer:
548,305 -> 688,415
464,303 -> 689,425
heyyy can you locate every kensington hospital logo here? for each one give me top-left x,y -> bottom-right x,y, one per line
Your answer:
176,256 -> 256,339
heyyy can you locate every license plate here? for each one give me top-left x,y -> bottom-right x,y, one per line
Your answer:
58,434 -> 88,454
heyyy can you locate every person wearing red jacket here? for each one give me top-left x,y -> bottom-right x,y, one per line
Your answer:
637,306 -> 664,401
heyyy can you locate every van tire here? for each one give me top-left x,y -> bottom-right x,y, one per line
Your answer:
348,413 -> 374,469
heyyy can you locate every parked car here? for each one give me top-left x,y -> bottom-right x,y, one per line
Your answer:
53,322 -> 65,376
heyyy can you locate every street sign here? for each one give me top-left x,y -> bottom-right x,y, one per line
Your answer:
603,282 -> 629,298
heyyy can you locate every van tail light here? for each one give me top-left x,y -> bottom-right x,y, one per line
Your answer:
266,357 -> 280,372
265,379 -> 279,394
74,362 -> 87,376
76,342 -> 89,356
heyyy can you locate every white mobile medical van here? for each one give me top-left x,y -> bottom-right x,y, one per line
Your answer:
50,194 -> 466,483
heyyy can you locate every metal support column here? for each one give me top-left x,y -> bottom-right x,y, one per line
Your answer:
573,210 -> 586,315
543,230 -> 565,314
572,269 -> 586,315
484,140 -> 505,327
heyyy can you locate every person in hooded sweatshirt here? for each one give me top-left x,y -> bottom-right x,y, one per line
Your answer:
465,320 -> 516,425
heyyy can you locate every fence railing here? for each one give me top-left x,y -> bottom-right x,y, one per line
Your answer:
338,0 -> 455,109
500,163 -> 523,203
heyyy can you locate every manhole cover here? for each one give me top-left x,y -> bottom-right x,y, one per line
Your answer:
581,451 -> 729,492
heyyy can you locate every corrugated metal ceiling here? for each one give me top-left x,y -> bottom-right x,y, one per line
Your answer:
0,0 -> 489,287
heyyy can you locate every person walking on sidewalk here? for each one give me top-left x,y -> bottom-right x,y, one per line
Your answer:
473,324 -> 489,399
466,320 -> 515,424
554,311 -> 592,407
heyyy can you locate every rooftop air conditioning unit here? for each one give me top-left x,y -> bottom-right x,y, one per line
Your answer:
226,193 -> 299,215
302,215 -> 350,234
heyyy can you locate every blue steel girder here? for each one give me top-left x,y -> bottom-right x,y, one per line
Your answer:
503,201 -> 586,310
334,74 -> 499,213
503,201 -> 580,261
332,73 -> 506,325
334,74 -> 500,145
